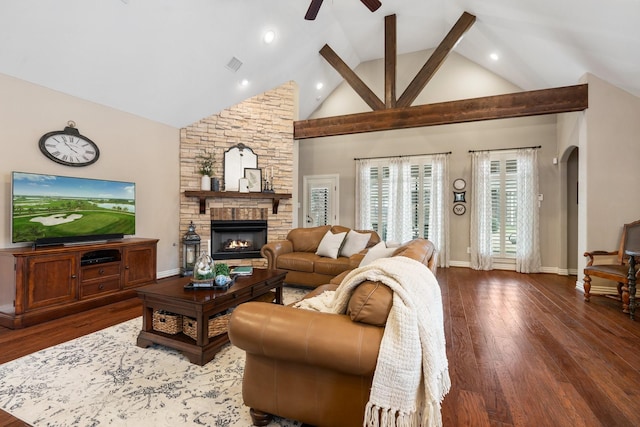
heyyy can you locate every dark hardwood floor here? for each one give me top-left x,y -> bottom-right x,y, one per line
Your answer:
1,268 -> 639,426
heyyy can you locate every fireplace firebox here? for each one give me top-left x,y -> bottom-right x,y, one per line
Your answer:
210,220 -> 267,260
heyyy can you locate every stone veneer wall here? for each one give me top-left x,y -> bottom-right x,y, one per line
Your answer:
180,82 -> 295,268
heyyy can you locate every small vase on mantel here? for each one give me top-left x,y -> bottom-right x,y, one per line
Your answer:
201,175 -> 211,191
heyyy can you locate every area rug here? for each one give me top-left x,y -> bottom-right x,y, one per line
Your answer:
0,287 -> 309,427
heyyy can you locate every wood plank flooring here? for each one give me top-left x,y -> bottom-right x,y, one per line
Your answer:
1,268 -> 639,426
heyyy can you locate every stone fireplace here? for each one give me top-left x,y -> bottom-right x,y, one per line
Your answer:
179,81 -> 295,268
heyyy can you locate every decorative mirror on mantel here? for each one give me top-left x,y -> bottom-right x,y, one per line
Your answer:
223,143 -> 258,191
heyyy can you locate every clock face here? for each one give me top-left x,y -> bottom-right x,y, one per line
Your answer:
39,131 -> 100,167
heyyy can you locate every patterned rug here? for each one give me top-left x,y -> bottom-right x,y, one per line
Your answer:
0,287 -> 309,427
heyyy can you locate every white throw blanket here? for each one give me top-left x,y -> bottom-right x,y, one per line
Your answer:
293,256 -> 450,427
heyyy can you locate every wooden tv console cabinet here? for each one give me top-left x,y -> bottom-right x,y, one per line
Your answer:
0,237 -> 158,329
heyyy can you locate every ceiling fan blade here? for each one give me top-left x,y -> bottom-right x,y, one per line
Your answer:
360,0 -> 382,12
305,0 -> 324,20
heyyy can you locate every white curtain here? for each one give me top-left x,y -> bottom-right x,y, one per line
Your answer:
386,157 -> 413,244
428,153 -> 450,267
515,148 -> 541,273
470,151 -> 493,270
355,159 -> 372,230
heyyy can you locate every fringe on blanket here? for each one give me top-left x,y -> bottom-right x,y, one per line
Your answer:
364,402 -> 444,427
365,403 -> 421,427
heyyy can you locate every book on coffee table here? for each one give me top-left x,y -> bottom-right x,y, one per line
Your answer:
231,266 -> 253,276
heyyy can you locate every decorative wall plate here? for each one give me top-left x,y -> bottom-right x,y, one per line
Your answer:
453,191 -> 466,203
453,203 -> 466,216
453,178 -> 466,191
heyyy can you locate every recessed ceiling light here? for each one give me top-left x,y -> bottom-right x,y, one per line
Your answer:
316,82 -> 324,90
490,53 -> 499,61
263,30 -> 276,44
240,79 -> 249,87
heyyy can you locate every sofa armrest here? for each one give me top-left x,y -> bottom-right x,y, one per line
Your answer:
260,240 -> 293,269
229,302 -> 382,376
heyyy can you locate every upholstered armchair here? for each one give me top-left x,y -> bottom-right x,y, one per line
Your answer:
583,219 -> 640,313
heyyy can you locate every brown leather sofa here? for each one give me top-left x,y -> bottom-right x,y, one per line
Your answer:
229,238 -> 437,427
260,225 -> 381,287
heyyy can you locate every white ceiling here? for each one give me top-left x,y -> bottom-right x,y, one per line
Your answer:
1,0 -> 638,128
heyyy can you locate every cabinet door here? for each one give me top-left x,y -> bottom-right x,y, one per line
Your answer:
123,244 -> 157,288
26,254 -> 78,310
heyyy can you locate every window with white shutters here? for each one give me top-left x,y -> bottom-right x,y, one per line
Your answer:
368,159 -> 432,241
309,186 -> 329,226
490,154 -> 518,257
410,164 -> 432,239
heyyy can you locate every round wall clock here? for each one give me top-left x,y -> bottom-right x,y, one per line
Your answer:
453,203 -> 466,216
38,121 -> 100,167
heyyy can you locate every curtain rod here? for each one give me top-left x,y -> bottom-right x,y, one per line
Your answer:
354,151 -> 452,161
468,145 -> 541,153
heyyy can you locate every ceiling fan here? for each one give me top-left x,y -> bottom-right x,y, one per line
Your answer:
305,0 -> 382,20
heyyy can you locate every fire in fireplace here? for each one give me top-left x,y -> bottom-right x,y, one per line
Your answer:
223,239 -> 252,251
210,219 -> 267,260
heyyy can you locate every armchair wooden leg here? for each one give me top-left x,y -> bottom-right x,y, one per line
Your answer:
621,282 -> 630,313
583,274 -> 591,302
249,408 -> 273,426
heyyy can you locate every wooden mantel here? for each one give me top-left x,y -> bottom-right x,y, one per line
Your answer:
184,191 -> 292,214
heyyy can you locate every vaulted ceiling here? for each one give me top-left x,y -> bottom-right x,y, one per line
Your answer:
1,0 -> 637,128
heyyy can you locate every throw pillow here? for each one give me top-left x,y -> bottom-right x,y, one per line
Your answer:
339,230 -> 371,257
315,230 -> 347,259
360,241 -> 396,266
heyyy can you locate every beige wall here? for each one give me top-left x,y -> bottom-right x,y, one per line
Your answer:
300,50 -> 562,270
0,73 -> 181,277
576,74 -> 640,290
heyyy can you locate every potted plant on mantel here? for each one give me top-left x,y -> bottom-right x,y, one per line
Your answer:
197,150 -> 215,191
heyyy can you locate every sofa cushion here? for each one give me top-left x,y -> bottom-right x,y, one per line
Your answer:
339,230 -> 372,257
287,225 -> 331,252
360,241 -> 396,266
276,252 -> 320,273
347,281 -> 393,326
315,230 -> 347,259
315,256 -> 352,276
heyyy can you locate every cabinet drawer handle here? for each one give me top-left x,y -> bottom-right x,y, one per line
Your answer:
99,269 -> 105,274
125,265 -> 130,270
98,284 -> 104,290
71,274 -> 77,279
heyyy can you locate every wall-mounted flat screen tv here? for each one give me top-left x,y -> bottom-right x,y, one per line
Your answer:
11,171 -> 136,246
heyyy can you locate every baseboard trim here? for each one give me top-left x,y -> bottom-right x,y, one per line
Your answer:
448,261 -> 578,277
158,268 -> 180,279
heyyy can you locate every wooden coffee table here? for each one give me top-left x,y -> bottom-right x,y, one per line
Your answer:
136,268 -> 287,365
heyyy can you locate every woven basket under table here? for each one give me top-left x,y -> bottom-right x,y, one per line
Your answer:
152,310 -> 183,334
182,291 -> 276,340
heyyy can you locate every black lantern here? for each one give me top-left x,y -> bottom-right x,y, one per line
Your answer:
182,221 -> 201,276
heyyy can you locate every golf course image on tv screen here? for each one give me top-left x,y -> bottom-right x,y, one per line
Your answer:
11,172 -> 135,244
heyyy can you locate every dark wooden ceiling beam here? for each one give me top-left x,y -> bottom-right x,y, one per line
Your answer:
385,14 -> 397,108
294,84 -> 588,139
319,44 -> 385,111
397,12 -> 476,108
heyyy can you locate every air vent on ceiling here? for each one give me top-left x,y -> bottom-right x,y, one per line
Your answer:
225,57 -> 243,73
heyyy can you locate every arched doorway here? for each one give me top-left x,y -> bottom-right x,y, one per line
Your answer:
563,146 -> 579,274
